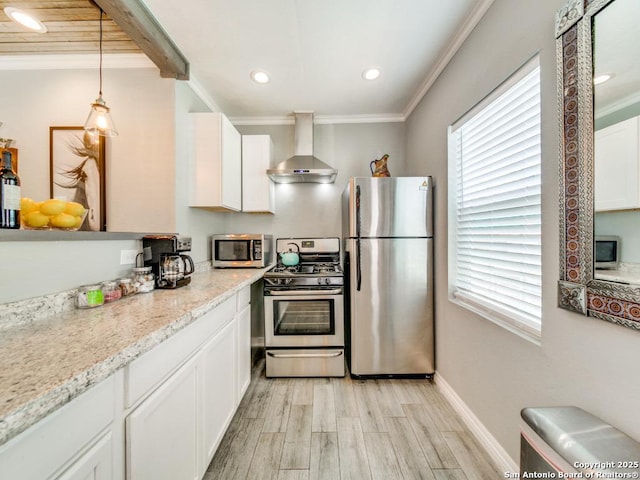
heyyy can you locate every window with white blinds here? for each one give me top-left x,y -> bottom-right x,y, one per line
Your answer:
448,56 -> 542,338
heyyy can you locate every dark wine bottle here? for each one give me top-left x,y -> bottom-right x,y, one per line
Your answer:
0,149 -> 21,229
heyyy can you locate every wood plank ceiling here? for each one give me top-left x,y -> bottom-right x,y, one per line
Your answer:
0,0 -> 141,55
0,0 -> 188,79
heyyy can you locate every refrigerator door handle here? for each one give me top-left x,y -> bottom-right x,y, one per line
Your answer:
356,185 -> 362,291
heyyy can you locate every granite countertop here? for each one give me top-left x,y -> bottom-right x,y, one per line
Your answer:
0,267 -> 268,447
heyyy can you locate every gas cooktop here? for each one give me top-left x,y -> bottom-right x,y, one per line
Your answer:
264,237 -> 343,287
268,263 -> 342,275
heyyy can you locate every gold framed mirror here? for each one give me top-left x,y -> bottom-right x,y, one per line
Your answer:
556,0 -> 640,331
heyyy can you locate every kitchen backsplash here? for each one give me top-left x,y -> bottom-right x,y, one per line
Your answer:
0,260 -> 213,330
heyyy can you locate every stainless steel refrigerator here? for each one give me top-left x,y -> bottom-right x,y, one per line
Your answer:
342,176 -> 434,377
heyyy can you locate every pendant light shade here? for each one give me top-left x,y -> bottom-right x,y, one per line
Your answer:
84,8 -> 118,137
85,95 -> 117,136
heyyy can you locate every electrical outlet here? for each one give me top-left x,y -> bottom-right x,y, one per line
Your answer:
120,249 -> 139,265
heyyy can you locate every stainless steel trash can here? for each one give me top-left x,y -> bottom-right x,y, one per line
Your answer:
520,406 -> 640,477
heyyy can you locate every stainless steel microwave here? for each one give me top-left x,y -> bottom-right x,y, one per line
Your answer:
212,234 -> 272,268
595,235 -> 620,270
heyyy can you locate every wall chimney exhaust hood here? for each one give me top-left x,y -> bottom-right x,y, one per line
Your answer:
267,112 -> 337,184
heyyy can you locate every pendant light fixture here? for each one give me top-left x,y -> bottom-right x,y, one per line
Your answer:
84,7 -> 118,137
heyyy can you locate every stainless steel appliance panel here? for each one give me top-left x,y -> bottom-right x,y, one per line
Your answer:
265,292 -> 344,348
266,349 -> 345,377
342,177 -> 433,239
346,237 -> 434,375
212,233 -> 272,268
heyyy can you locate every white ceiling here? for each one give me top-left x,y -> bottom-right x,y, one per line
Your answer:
140,0 -> 494,123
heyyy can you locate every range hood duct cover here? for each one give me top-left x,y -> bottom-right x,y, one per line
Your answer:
267,112 -> 337,184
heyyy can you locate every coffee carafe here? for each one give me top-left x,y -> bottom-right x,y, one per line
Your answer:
142,235 -> 195,289
158,253 -> 195,288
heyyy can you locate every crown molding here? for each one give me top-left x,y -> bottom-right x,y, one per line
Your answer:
229,1 -> 495,127
186,75 -> 222,113
403,0 -> 496,119
229,113 -> 406,126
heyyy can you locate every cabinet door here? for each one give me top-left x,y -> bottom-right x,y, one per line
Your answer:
200,320 -> 237,470
221,115 -> 242,211
595,116 -> 640,211
127,357 -> 199,480
0,376 -> 116,480
242,135 -> 275,213
190,112 -> 241,212
55,432 -> 112,480
236,303 -> 252,400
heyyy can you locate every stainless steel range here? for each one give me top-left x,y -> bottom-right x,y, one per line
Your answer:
263,237 -> 345,378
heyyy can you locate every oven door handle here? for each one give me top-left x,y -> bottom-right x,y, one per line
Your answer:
267,351 -> 343,359
267,288 -> 343,296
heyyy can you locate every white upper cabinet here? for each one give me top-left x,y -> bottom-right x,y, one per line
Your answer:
190,112 -> 242,212
595,116 -> 640,211
242,135 -> 275,213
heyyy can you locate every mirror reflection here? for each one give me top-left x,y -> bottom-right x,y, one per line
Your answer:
592,0 -> 640,284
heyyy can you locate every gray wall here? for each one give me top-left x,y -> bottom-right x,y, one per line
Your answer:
0,74 -> 405,304
405,0 -> 640,463
217,122 -> 406,245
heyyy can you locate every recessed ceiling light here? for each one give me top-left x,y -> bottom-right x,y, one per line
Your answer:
594,73 -> 613,85
4,7 -> 47,33
251,70 -> 270,84
362,67 -> 381,81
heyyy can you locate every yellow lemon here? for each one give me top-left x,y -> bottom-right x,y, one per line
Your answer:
25,211 -> 50,228
73,214 -> 85,229
40,199 -> 67,216
20,197 -> 39,214
64,201 -> 86,217
50,212 -> 77,229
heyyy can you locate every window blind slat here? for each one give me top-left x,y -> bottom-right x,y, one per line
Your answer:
449,59 -> 542,333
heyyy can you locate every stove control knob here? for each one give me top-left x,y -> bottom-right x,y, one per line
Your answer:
325,278 -> 331,285
317,278 -> 322,285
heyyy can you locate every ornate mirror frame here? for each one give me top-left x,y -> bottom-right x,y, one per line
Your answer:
556,0 -> 640,331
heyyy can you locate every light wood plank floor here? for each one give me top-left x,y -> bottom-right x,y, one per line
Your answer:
205,358 -> 502,480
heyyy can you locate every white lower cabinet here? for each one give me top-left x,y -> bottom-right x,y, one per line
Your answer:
126,288 -> 253,479
0,287 -> 254,480
127,356 -> 200,480
0,374 -> 120,480
56,432 -> 113,480
201,320 -> 237,470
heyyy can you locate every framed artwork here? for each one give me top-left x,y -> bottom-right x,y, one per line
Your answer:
50,126 -> 106,231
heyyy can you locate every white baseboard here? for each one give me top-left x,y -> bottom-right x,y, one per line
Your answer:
435,372 -> 518,473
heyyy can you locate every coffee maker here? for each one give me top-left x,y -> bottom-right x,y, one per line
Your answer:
142,235 -> 195,289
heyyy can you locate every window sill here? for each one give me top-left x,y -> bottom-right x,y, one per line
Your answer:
449,295 -> 542,346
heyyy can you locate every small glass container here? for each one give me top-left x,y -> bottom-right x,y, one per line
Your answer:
101,280 -> 122,303
118,278 -> 136,297
132,266 -> 155,293
76,284 -> 104,309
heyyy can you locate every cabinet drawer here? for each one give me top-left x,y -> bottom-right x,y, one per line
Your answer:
0,376 -> 116,480
236,285 -> 251,311
126,295 -> 236,408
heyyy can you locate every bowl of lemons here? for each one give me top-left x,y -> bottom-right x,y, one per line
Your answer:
20,198 -> 88,231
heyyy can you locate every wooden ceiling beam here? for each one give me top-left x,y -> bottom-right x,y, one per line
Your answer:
94,0 -> 189,80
